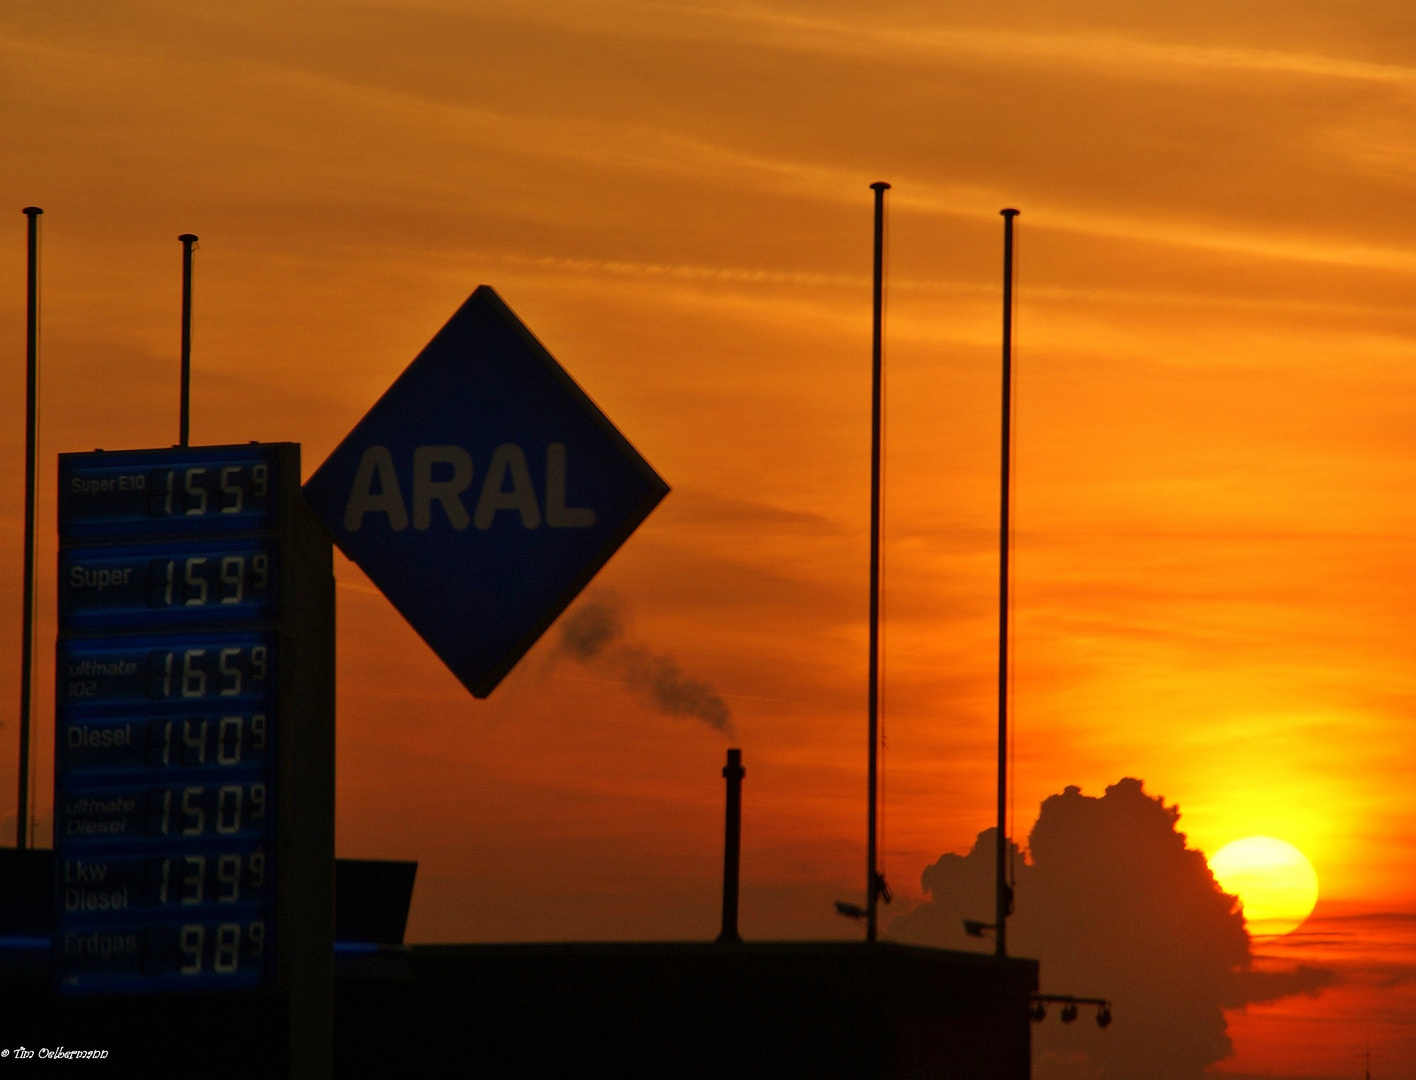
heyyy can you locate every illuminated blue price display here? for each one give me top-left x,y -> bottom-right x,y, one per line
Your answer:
55,445 -> 291,996
59,634 -> 273,706
59,449 -> 277,539
60,712 -> 269,773
60,848 -> 269,914
60,781 -> 270,840
60,540 -> 277,630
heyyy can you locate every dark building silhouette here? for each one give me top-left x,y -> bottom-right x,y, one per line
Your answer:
4,848 -> 1039,1078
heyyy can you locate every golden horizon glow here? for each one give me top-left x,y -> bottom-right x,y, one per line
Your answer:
1209,836 -> 1320,938
3,0 -> 1416,949
5,2 -> 1414,1070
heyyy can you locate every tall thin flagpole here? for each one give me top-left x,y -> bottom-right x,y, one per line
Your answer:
867,181 -> 890,943
179,233 -> 198,447
996,207 -> 1019,958
17,206 -> 42,850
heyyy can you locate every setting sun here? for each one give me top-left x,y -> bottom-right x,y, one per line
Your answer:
1209,837 -> 1320,937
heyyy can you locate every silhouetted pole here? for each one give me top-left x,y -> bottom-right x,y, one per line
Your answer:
867,180 -> 890,943
178,233 -> 198,447
16,206 -> 42,850
996,208 -> 1019,958
717,748 -> 745,944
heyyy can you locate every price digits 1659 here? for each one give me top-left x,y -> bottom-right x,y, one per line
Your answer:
147,645 -> 268,700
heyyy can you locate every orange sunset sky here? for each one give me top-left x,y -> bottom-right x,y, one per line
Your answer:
4,0 -> 1416,1072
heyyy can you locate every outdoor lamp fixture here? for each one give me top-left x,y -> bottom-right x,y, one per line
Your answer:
1030,995 -> 1113,1029
836,882 -> 890,923
835,901 -> 868,921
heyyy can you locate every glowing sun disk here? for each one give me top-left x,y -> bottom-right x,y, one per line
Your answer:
1208,836 -> 1319,937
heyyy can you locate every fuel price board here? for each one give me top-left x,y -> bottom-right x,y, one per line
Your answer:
54,444 -> 333,1013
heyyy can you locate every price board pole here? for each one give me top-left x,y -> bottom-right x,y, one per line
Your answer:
54,443 -> 334,1079
17,206 -> 43,849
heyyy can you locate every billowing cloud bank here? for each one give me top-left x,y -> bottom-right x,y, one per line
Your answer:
890,779 -> 1332,1079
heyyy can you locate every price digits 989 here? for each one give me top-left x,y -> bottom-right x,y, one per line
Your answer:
145,920 -> 267,976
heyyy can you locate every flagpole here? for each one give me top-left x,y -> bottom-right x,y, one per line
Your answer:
867,181 -> 890,942
178,233 -> 197,447
995,207 -> 1019,957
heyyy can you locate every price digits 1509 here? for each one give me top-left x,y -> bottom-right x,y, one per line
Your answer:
145,782 -> 267,838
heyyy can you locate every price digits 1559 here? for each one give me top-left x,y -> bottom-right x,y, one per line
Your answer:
148,464 -> 269,518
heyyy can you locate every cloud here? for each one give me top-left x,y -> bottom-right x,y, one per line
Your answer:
693,6 -> 1416,88
889,778 -> 1335,1079
558,594 -> 732,732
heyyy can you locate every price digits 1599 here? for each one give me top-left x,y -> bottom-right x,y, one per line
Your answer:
148,552 -> 270,608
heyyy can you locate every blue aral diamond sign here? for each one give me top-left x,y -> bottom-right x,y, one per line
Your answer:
301,286 -> 668,697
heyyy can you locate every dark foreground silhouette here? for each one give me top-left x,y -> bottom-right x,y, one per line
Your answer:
4,851 -> 1039,1078
890,778 -> 1333,1080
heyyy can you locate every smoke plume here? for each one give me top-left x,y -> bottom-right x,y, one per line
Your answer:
558,595 -> 732,733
